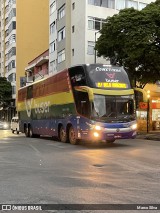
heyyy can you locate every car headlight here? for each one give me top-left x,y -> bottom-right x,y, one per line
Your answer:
131,123 -> 137,130
3,123 -> 9,129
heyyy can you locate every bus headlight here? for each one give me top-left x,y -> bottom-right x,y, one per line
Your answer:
131,123 -> 137,130
93,132 -> 99,137
86,122 -> 104,131
94,125 -> 102,130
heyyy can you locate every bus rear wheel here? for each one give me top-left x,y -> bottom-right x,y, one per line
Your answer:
59,126 -> 68,143
69,126 -> 78,145
28,126 -> 34,138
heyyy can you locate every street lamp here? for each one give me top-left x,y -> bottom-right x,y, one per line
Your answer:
147,90 -> 150,133
94,30 -> 101,63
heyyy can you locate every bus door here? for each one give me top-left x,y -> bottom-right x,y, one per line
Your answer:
74,89 -> 92,139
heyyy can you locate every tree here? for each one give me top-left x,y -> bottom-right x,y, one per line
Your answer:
0,77 -> 12,105
95,0 -> 160,88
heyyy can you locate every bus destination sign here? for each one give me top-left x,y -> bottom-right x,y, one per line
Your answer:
96,82 -> 128,88
87,65 -> 131,90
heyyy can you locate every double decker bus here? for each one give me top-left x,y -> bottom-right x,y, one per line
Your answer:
18,64 -> 137,144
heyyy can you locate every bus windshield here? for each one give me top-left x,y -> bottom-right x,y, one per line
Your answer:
92,94 -> 135,122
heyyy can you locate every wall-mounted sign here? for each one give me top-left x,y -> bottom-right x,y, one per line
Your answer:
139,102 -> 148,109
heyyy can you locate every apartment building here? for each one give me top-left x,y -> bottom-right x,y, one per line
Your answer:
49,0 -> 154,75
0,0 -> 49,107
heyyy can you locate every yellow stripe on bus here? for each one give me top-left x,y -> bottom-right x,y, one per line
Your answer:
18,91 -> 74,111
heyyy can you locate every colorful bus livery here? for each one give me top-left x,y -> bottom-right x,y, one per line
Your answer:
18,64 -> 137,144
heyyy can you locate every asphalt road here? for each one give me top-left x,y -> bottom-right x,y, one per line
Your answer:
0,130 -> 160,212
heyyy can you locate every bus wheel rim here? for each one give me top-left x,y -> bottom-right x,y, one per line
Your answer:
60,127 -> 66,142
70,128 -> 76,144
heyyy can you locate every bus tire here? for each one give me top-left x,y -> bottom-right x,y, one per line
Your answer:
28,126 -> 34,138
59,126 -> 68,143
106,139 -> 115,144
69,126 -> 78,145
24,126 -> 29,137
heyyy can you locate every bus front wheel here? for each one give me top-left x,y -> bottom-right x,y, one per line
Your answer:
59,126 -> 68,143
69,126 -> 78,145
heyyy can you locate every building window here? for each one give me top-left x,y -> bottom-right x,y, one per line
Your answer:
58,49 -> 65,63
58,4 -> 65,20
72,26 -> 75,33
139,2 -> 147,10
88,0 -> 115,8
8,34 -> 16,45
87,41 -> 95,55
88,17 -> 105,30
12,85 -> 16,95
126,0 -> 138,9
50,21 -> 56,35
8,21 -> 16,35
8,47 -> 16,59
50,1 -> 56,15
8,0 -> 16,9
8,60 -> 16,71
108,0 -> 115,9
50,41 -> 56,53
8,73 -> 16,82
50,60 -> 56,72
58,27 -> 65,41
8,8 -> 16,22
88,0 -> 100,6
72,49 -> 74,56
72,2 -> 75,10
116,0 -> 125,10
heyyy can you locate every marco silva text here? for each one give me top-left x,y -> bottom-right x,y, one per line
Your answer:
137,205 -> 158,210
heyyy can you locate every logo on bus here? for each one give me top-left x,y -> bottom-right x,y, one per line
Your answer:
25,99 -> 33,118
25,98 -> 50,117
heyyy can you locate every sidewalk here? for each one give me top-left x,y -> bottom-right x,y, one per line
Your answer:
136,130 -> 160,141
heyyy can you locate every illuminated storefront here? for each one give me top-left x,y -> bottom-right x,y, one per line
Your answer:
135,84 -> 160,131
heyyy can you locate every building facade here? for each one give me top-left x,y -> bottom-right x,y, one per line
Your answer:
0,0 -> 49,110
49,0 -> 154,75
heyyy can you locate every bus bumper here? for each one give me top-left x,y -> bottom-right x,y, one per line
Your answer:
91,129 -> 137,141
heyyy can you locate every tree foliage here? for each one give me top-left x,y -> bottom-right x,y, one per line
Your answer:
0,77 -> 12,104
95,0 -> 160,88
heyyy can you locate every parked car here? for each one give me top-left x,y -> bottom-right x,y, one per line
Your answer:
11,116 -> 20,134
0,120 -> 10,130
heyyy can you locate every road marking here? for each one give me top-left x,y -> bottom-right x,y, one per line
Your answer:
46,143 -> 66,149
29,144 -> 41,155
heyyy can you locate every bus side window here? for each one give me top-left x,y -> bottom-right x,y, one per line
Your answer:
27,85 -> 33,99
75,91 -> 90,117
68,66 -> 86,88
80,101 -> 89,116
